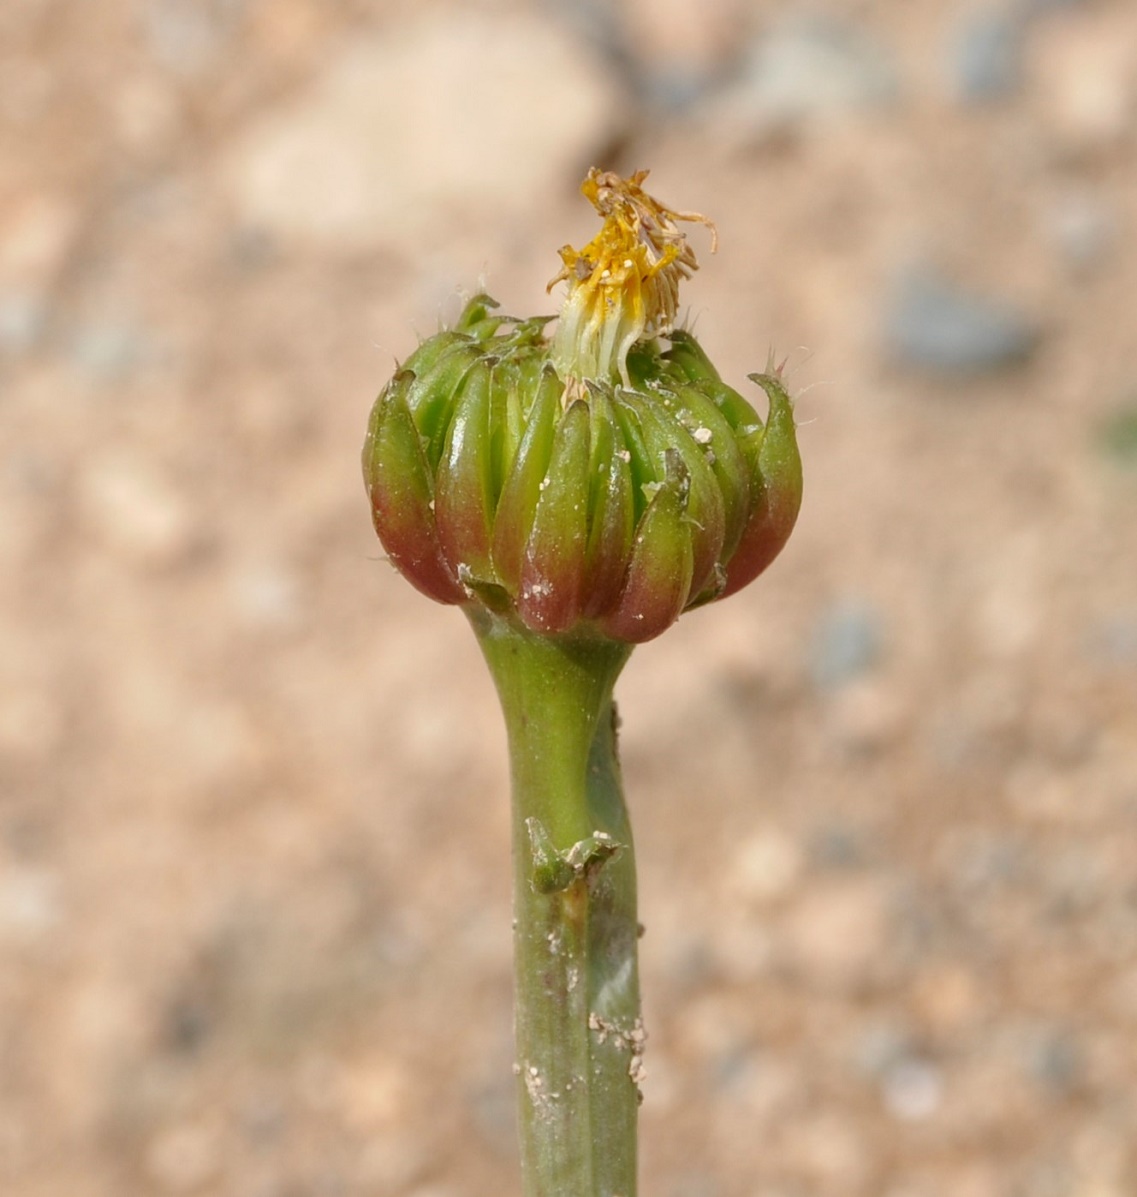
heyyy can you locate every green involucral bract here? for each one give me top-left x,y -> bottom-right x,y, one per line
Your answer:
362,296 -> 802,644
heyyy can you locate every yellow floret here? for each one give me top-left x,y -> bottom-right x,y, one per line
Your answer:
549,169 -> 717,390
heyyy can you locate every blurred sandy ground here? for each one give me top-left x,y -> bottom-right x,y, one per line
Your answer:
2,1 -> 1136,1195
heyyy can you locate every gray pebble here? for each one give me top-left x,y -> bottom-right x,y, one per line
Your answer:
1021,0 -> 1088,11
809,600 -> 883,689
0,294 -> 47,356
1045,191 -> 1116,274
882,1056 -> 943,1120
851,1021 -> 914,1080
952,9 -> 1023,103
145,0 -> 242,74
729,16 -> 899,129
467,1075 -> 516,1156
1086,614 -> 1137,667
668,1172 -> 721,1197
68,322 -> 147,380
949,830 -> 1028,892
885,268 -> 1040,375
1021,1026 -> 1083,1094
809,822 -> 868,870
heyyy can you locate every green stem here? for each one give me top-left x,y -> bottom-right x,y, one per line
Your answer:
469,608 -> 642,1197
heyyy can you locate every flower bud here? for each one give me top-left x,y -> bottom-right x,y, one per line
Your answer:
362,172 -> 802,642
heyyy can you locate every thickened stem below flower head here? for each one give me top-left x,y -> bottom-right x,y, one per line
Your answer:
362,170 -> 802,643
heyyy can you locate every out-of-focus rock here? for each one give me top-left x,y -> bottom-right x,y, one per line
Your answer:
67,321 -> 150,382
144,0 -> 241,76
1034,14 -> 1136,157
0,193 -> 77,350
1044,190 -> 1117,275
112,74 -> 183,157
709,15 -> 897,140
912,965 -> 986,1035
782,880 -> 890,987
809,822 -> 868,871
229,561 -> 304,633
0,868 -> 63,942
144,1120 -> 221,1192
222,11 -> 621,253
810,599 -> 883,689
850,1020 -> 914,1080
79,455 -> 197,567
0,686 -> 62,766
951,8 -> 1023,103
1086,613 -> 1137,667
726,828 -> 803,905
335,1052 -> 412,1134
666,1170 -> 721,1197
778,1113 -> 870,1190
1020,1025 -> 1083,1095
823,678 -> 904,756
882,1056 -> 944,1121
884,268 -> 1040,374
0,294 -> 46,357
623,0 -> 745,110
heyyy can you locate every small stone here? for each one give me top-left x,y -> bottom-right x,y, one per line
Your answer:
357,1134 -> 429,1190
809,600 -> 882,689
230,562 -> 304,632
68,322 -> 148,381
467,1075 -> 515,1157
850,1021 -> 913,1080
885,268 -> 1039,375
667,1171 -> 720,1197
1086,613 -> 1137,667
808,822 -> 867,870
223,12 -> 620,252
824,678 -> 903,755
0,294 -> 47,355
911,965 -> 986,1034
80,455 -> 196,566
780,1113 -> 869,1188
1044,190 -> 1116,275
951,9 -> 1023,103
1021,1026 -> 1082,1094
144,0 -> 241,75
145,1122 -> 221,1192
163,994 -> 211,1055
944,828 -> 1026,892
112,74 -> 182,155
0,868 -> 62,941
1035,16 -> 1136,155
710,15 -> 898,138
782,879 -> 890,987
0,192 -> 80,292
882,1057 -> 943,1121
0,687 -> 62,765
334,1053 -> 411,1132
1109,966 -> 1137,1022
726,828 -> 802,904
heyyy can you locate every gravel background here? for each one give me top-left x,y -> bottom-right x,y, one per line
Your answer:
2,2 -> 1136,1195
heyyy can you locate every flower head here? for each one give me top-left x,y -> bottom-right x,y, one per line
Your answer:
363,172 -> 800,644
548,169 -> 717,389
